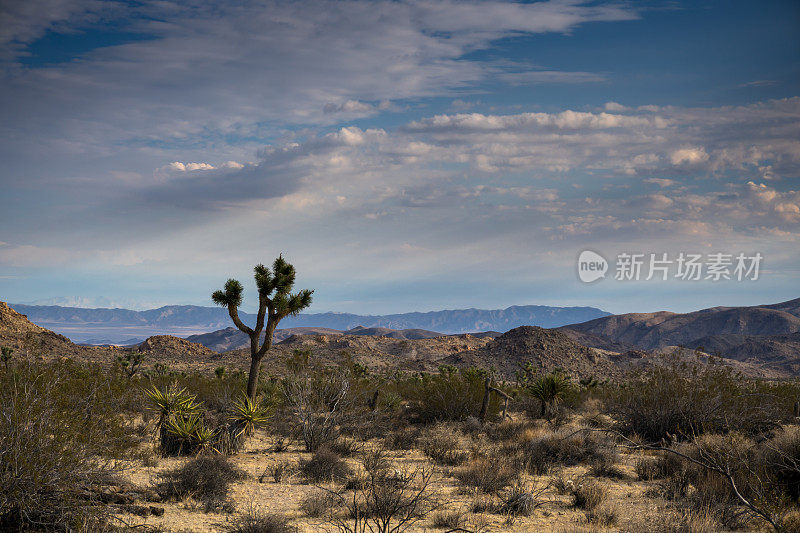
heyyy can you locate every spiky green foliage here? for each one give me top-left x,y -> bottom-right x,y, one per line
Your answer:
212,255 -> 314,400
527,371 -> 571,418
211,278 -> 244,308
116,351 -> 142,378
229,395 -> 272,438
144,384 -> 202,427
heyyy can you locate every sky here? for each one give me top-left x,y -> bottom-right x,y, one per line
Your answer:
0,0 -> 798,315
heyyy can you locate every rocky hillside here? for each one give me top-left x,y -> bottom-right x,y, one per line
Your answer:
563,297 -> 800,349
187,325 -> 445,352
443,326 -> 624,379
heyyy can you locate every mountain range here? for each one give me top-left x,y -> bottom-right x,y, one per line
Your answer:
8,303 -> 610,344
560,297 -> 800,374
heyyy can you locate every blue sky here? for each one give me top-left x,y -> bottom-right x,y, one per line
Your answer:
0,0 -> 798,315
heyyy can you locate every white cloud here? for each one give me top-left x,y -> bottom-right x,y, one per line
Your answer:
670,147 -> 709,166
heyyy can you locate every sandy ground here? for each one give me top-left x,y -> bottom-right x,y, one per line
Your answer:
113,420 -> 709,533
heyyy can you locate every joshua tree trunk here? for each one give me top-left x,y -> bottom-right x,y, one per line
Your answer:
213,256 -> 313,400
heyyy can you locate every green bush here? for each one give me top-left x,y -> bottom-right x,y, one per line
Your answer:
395,366 -> 499,423
0,360 -> 140,530
605,358 -> 796,441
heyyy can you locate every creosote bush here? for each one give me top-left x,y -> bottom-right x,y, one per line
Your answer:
420,424 -> 469,466
605,356 -> 797,441
157,454 -> 247,507
228,509 -> 297,533
0,360 -> 140,531
524,428 -> 611,475
300,447 -> 353,483
396,366 -> 500,423
454,456 -> 520,494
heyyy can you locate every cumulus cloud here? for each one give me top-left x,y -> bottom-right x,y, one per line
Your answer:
670,147 -> 710,166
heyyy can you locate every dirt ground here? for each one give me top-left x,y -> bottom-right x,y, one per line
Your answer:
115,420 -> 724,533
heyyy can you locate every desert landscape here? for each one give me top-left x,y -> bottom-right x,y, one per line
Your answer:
3,282 -> 800,532
2,1 -> 799,532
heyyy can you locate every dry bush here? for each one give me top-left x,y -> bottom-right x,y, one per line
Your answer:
454,457 -> 520,494
499,481 -> 547,517
525,428 -> 611,475
588,449 -> 624,479
470,495 -> 501,514
586,504 -> 617,527
300,491 -> 338,518
397,366 -> 499,423
625,506 -> 720,533
157,454 -> 247,507
260,461 -> 296,484
485,419 -> 531,442
571,479 -> 607,511
605,358 -> 794,441
280,354 -> 370,452
329,463 -> 438,533
384,426 -> 421,450
421,424 -> 469,466
762,425 -> 800,502
431,509 -> 466,529
328,436 -> 361,457
0,361 -> 140,531
228,508 -> 297,533
300,447 -> 353,483
635,452 -> 684,481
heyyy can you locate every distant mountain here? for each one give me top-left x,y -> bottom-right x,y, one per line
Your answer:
9,303 -> 610,344
561,297 -> 800,374
187,325 -> 445,352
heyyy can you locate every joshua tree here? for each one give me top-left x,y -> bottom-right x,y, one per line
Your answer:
527,370 -> 571,418
212,256 -> 313,400
1,346 -> 13,370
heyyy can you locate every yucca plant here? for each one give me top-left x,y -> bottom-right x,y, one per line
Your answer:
144,384 -> 202,427
229,394 -> 272,439
163,413 -> 203,455
527,371 -> 571,419
144,384 -> 204,454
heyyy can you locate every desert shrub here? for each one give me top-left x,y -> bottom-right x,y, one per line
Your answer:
635,452 -> 684,481
157,454 -> 246,507
300,447 -> 353,483
228,509 -> 297,533
397,366 -> 499,423
586,504 -> 617,527
384,425 -> 420,450
329,436 -> 361,457
470,495 -> 501,514
431,509 -> 466,529
454,457 -> 520,494
525,428 -> 610,475
763,425 -> 800,502
588,450 -> 624,478
500,481 -> 546,516
485,419 -> 531,442
606,358 -> 794,441
361,446 -> 392,475
329,465 -> 437,533
571,479 -> 607,511
260,461 -> 296,483
625,506 -> 720,533
420,424 -> 469,466
281,354 -> 368,452
300,492 -> 338,518
0,360 -> 140,530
